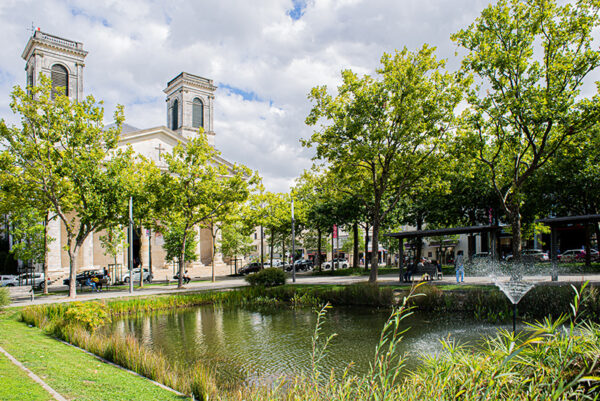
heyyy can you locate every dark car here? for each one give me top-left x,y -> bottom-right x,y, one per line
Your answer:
63,269 -> 109,287
286,259 -> 313,272
238,262 -> 262,275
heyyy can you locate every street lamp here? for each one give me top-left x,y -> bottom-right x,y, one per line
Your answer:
291,197 -> 296,283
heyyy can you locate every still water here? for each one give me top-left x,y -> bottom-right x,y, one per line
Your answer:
111,306 -> 511,383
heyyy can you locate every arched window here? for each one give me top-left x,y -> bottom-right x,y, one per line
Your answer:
171,99 -> 179,130
51,64 -> 68,99
192,97 -> 204,128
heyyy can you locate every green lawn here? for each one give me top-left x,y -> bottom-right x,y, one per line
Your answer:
0,310 -> 190,401
0,351 -> 54,401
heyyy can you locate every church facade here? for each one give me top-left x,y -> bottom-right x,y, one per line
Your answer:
22,29 -> 231,279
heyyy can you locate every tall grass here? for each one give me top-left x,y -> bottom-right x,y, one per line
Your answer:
0,287 -> 10,307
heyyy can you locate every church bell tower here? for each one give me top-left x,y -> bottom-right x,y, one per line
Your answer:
164,72 -> 217,145
21,29 -> 87,101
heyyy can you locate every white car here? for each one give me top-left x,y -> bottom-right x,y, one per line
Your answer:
323,258 -> 349,269
0,275 -> 17,287
122,268 -> 153,283
1,273 -> 49,289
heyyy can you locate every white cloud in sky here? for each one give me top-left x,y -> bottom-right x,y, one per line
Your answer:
1,0 -> 599,192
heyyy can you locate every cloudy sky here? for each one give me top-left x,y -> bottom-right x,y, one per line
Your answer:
2,0 -> 593,193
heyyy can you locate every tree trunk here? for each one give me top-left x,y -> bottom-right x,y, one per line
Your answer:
68,248 -> 77,298
331,229 -> 335,270
178,233 -> 186,288
270,231 -> 274,268
317,228 -> 322,272
365,223 -> 370,272
508,202 -> 522,262
353,222 -> 359,268
42,213 -> 49,295
282,237 -> 286,269
415,217 -> 423,261
585,224 -> 591,267
368,217 -> 381,282
211,230 -> 216,283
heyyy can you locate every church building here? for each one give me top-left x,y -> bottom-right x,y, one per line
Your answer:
21,29 -> 231,280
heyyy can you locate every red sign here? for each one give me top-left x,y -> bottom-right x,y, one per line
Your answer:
333,225 -> 338,239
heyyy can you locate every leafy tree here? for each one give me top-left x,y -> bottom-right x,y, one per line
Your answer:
0,79 -> 130,298
453,0 -> 600,259
163,221 -> 198,266
221,218 -> 255,272
154,136 -> 254,288
305,45 -> 463,281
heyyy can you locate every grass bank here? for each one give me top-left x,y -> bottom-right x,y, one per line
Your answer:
0,310 -> 189,400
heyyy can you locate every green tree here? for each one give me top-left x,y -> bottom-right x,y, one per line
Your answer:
221,218 -> 255,273
154,136 -> 254,288
305,45 -> 463,282
453,0 -> 600,259
0,79 -> 130,298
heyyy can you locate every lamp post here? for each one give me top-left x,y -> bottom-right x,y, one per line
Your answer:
291,197 -> 296,283
128,196 -> 133,294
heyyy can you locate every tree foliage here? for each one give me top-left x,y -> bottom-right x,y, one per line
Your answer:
453,0 -> 600,257
0,78 -> 130,298
305,45 -> 463,281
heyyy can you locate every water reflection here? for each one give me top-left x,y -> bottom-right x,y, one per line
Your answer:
110,306 -> 514,383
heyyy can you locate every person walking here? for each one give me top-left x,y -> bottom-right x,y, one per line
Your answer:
455,250 -> 465,284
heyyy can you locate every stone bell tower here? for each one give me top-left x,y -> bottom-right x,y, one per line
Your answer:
21,29 -> 87,101
164,72 -> 217,145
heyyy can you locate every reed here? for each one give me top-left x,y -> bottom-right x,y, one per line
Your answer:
0,287 -> 9,307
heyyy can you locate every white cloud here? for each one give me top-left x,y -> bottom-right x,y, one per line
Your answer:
2,0 -> 599,193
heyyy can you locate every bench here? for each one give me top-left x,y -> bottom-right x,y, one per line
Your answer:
7,286 -> 35,301
402,263 -> 442,282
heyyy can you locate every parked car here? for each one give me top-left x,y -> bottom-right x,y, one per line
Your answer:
323,258 -> 349,269
557,249 -> 585,263
63,269 -> 109,287
122,268 -> 153,283
0,275 -> 17,287
238,262 -> 262,275
558,249 -> 599,262
1,273 -> 49,290
286,259 -> 313,272
506,249 -> 549,262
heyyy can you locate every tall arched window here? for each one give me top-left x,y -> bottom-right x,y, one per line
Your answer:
171,99 -> 179,130
51,64 -> 68,99
192,97 -> 204,128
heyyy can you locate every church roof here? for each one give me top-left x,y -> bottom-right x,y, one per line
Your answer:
103,122 -> 140,134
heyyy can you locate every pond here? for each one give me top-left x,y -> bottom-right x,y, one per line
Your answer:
111,305 -> 515,384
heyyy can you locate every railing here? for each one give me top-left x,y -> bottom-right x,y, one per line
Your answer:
35,31 -> 79,48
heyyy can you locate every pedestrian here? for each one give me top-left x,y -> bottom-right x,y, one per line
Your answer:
184,270 -> 191,284
86,277 -> 97,292
92,276 -> 101,292
455,250 -> 464,284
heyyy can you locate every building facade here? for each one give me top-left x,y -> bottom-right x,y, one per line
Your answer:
21,29 -> 231,279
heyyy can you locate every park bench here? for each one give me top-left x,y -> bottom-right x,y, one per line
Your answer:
7,286 -> 34,301
403,262 -> 442,282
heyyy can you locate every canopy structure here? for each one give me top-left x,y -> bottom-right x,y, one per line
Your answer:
536,214 -> 600,281
384,225 -> 502,282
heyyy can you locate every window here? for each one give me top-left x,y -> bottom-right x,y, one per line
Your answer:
192,97 -> 204,128
51,64 -> 68,99
171,99 -> 179,130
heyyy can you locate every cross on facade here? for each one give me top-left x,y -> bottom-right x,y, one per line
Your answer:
155,143 -> 166,160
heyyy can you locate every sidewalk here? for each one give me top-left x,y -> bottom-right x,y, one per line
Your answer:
10,271 -> 600,308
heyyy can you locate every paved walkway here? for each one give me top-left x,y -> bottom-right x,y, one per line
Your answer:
10,271 -> 600,307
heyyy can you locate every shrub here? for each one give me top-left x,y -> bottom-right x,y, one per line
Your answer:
0,287 -> 9,308
245,268 -> 286,287
64,301 -> 111,331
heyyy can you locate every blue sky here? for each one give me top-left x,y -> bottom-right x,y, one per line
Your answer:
1,0 -> 599,193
